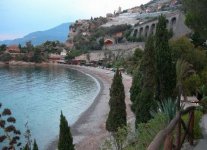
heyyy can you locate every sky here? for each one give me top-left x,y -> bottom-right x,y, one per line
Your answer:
0,0 -> 150,41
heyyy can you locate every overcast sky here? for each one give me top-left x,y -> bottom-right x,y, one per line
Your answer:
0,0 -> 150,40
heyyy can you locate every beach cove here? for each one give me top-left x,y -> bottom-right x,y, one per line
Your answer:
47,65 -> 133,150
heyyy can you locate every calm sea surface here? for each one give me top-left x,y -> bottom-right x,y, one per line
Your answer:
0,65 -> 99,149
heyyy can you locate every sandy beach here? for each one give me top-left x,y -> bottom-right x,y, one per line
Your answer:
47,65 -> 134,150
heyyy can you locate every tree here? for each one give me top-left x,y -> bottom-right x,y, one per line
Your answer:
183,0 -> 207,39
170,37 -> 207,73
130,68 -> 142,113
191,32 -> 207,48
32,47 -> 43,63
134,36 -> 156,125
33,139 -> 38,150
58,111 -> 74,150
106,69 -> 126,132
155,15 -> 176,101
176,59 -> 194,109
0,44 -> 7,53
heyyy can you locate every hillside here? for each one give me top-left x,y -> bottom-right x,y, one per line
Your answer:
0,23 -> 71,46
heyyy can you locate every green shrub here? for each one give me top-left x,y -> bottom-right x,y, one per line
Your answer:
0,53 -> 12,61
181,110 -> 203,139
125,113 -> 168,150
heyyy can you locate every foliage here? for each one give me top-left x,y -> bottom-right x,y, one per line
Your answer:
176,59 -> 194,108
101,126 -> 131,150
106,24 -> 131,36
106,69 -> 126,132
135,88 -> 155,125
183,0 -> 207,39
184,74 -> 201,95
0,103 -> 22,149
0,44 -> 7,53
65,49 -> 82,61
24,122 -> 32,150
130,68 -> 142,113
151,98 -> 177,122
0,53 -> 12,61
170,37 -> 207,73
58,111 -> 74,150
126,113 -> 168,150
33,139 -> 38,150
191,32 -> 207,48
181,110 -> 203,139
130,36 -> 156,125
155,15 -> 176,101
124,48 -> 143,74
31,47 -> 44,63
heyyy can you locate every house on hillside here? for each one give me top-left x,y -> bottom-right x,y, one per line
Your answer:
48,54 -> 61,63
6,45 -> 21,54
104,37 -> 115,46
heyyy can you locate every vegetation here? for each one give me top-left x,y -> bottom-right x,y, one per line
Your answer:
33,140 -> 39,150
0,53 -> 12,61
134,36 -> 156,125
0,103 -> 22,149
183,0 -> 207,39
155,15 -> 176,101
102,126 -> 130,150
176,59 -> 194,108
182,110 -> 203,139
126,113 -> 168,150
58,111 -> 74,150
106,69 -> 126,132
170,37 -> 207,73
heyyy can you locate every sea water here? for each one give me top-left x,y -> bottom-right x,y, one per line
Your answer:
0,65 -> 99,149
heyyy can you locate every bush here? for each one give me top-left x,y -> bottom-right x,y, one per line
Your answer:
0,53 -> 12,61
126,113 -> 168,150
181,110 -> 203,139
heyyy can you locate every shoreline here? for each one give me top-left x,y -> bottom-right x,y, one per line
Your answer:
0,62 -> 134,150
46,65 -> 134,150
46,65 -> 109,150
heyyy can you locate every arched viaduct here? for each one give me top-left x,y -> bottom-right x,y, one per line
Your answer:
131,12 -> 191,39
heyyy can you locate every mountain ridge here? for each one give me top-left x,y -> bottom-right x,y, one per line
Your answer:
0,22 -> 71,46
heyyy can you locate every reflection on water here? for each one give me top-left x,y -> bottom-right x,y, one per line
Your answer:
0,65 -> 99,149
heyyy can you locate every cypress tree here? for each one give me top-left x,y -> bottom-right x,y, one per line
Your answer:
134,36 -> 156,125
106,69 -> 126,132
58,111 -> 74,150
130,68 -> 143,113
23,144 -> 29,150
155,15 -> 176,101
33,139 -> 38,150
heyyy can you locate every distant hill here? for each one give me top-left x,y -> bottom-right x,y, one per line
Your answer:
0,23 -> 71,46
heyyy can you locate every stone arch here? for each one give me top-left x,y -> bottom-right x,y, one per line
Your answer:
139,27 -> 144,37
166,19 -> 170,29
133,29 -> 138,37
171,17 -> 177,28
150,23 -> 156,35
145,25 -> 149,37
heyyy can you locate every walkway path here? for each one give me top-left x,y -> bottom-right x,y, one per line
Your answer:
193,114 -> 207,150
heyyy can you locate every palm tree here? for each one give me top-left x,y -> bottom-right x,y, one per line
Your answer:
176,59 -> 194,148
176,59 -> 194,109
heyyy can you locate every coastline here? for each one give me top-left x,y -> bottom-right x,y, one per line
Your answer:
47,65 -> 134,150
0,62 -> 134,150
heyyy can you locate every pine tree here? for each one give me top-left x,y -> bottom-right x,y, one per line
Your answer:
33,139 -> 38,150
106,69 -> 126,132
155,15 -> 176,101
58,111 -> 74,150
